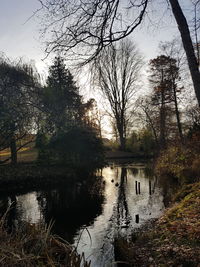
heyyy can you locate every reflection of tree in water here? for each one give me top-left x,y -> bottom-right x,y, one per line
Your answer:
144,167 -> 154,179
116,168 -> 131,228
36,177 -> 104,243
96,168 -> 132,266
130,167 -> 139,176
143,164 -> 180,207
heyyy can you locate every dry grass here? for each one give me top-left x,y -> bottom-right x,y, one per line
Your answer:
0,208 -> 90,267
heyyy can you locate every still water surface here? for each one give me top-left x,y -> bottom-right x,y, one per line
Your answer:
0,163 -> 165,266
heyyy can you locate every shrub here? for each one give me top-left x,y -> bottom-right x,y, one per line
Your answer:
35,132 -> 52,164
48,126 -> 105,169
155,144 -> 200,183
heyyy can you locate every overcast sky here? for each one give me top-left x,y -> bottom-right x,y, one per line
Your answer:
0,0 -> 193,74
0,0 -> 48,73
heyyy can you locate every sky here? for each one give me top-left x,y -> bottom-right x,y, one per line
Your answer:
0,0 -> 48,74
0,0 -> 193,74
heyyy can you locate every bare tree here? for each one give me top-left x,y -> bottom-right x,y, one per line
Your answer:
39,0 -> 200,106
92,40 -> 143,150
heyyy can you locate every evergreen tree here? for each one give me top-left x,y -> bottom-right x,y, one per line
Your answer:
43,57 -> 82,133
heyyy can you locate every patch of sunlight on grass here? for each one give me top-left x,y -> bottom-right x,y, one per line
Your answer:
0,147 -> 30,156
0,147 -> 38,163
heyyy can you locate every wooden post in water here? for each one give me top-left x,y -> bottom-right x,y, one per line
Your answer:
138,182 -> 141,194
135,181 -> 138,194
135,214 -> 139,223
149,181 -> 152,195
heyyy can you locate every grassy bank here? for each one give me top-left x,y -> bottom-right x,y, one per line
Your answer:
115,182 -> 200,266
0,209 -> 90,267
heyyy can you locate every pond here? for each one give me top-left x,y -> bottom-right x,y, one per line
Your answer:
0,163 -> 166,266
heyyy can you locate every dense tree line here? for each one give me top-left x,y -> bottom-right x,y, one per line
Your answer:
0,56 -> 104,166
1,46 -> 199,162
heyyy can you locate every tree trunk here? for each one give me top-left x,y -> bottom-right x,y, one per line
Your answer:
159,105 -> 166,148
169,0 -> 200,106
159,88 -> 166,148
159,71 -> 166,148
173,84 -> 184,143
174,97 -> 183,143
144,109 -> 159,145
119,130 -> 126,150
10,137 -> 17,164
116,115 -> 126,150
117,122 -> 126,150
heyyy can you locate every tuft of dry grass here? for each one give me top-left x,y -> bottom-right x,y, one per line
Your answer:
0,207 -> 90,267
